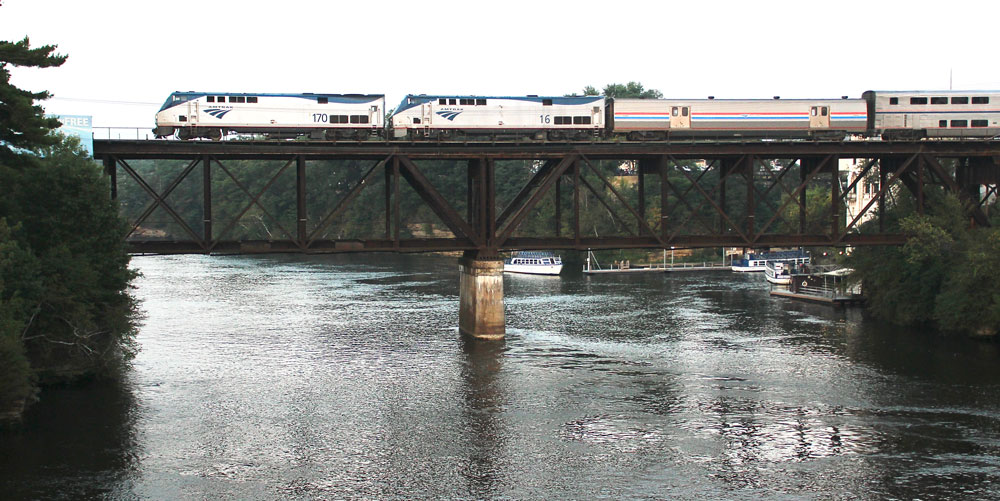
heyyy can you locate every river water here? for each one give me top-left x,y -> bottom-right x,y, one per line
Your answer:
2,253 -> 999,499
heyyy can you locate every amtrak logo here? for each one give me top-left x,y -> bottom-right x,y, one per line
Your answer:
436,110 -> 461,121
204,108 -> 233,119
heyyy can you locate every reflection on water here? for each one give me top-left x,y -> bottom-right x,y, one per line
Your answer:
1,253 -> 999,499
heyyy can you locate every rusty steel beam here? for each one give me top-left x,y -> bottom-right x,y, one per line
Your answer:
103,138 -> 1000,256
841,153 -> 920,238
396,156 -> 478,246
922,154 -> 991,227
307,157 -> 388,246
117,157 -> 207,248
496,156 -> 576,247
128,231 -> 909,256
209,157 -> 299,249
757,155 -> 834,238
578,155 -> 666,247
95,139 -> 1000,160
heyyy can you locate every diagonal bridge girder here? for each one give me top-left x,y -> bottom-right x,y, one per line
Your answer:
96,140 -> 1000,255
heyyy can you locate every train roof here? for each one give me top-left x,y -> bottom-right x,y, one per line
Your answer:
613,97 -> 863,102
392,94 -> 603,113
158,92 -> 384,112
865,89 -> 1000,95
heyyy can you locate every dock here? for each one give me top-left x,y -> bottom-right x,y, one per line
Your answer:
769,287 -> 865,306
583,261 -> 732,275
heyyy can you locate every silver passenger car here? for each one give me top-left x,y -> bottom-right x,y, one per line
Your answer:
610,97 -> 868,139
864,90 -> 1000,139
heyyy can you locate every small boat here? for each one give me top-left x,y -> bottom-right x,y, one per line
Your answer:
765,261 -> 792,285
504,251 -> 563,276
732,249 -> 810,272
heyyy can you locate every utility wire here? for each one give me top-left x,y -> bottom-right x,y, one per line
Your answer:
50,96 -> 160,106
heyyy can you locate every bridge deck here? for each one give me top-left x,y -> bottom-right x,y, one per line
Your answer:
95,139 -> 1000,160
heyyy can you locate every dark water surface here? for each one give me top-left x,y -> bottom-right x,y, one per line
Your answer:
2,254 -> 999,499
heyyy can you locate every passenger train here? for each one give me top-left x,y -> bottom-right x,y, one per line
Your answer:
153,89 -> 1000,141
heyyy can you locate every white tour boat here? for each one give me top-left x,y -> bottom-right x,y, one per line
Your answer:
504,251 -> 563,276
732,250 -> 810,272
765,261 -> 793,285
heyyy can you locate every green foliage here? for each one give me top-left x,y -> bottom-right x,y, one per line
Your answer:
778,185 -> 832,233
0,37 -> 67,162
573,82 -> 663,99
598,82 -> 663,99
2,135 -> 139,382
1,36 -> 138,419
847,191 -> 1000,335
933,229 -> 1000,335
0,219 -> 37,410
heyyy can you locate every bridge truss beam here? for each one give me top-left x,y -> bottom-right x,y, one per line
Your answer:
95,140 -> 1000,256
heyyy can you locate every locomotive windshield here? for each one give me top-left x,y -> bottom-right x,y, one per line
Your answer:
158,92 -> 203,112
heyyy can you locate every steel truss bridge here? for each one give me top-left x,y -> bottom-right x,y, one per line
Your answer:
94,139 -> 1000,257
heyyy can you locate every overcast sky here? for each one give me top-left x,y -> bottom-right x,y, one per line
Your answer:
3,0 -> 998,134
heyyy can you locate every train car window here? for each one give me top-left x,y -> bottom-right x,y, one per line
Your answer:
810,108 -> 817,116
247,96 -> 257,103
207,96 -> 215,103
179,116 -> 187,122
476,99 -> 486,105
449,99 -> 457,105
229,97 -> 238,103
237,97 -> 246,103
318,97 -> 328,104
972,96 -> 990,104
413,118 -> 421,124
672,107 -> 679,116
543,99 -> 553,106
682,107 -> 689,117
822,107 -> 828,116
939,120 -> 948,127
439,99 -> 446,105
338,115 -> 349,123
217,96 -> 225,102
951,97 -> 969,104
574,116 -> 592,124
930,97 -> 948,105
951,120 -> 968,128
910,97 -> 928,105
889,97 -> 899,105
359,115 -> 369,124
972,120 -> 989,127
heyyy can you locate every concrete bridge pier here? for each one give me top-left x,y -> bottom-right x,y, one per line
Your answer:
458,254 -> 505,340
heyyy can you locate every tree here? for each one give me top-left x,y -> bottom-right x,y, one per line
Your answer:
599,82 -> 663,99
847,190 -> 1000,336
0,37 -> 67,163
0,37 -> 138,422
575,82 -> 663,99
0,219 -> 38,413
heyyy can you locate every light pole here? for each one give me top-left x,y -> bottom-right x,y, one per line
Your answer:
671,246 -> 675,267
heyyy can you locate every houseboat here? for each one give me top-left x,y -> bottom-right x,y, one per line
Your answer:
769,265 -> 864,306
